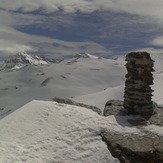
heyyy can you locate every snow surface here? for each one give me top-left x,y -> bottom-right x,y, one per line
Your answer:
0,55 -> 126,115
1,53 -> 163,117
0,100 -> 120,163
0,100 -> 162,163
74,85 -> 125,109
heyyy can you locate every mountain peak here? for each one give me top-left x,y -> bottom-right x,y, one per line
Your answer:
74,53 -> 99,59
2,52 -> 50,70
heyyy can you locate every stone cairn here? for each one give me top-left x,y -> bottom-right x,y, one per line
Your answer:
124,52 -> 155,119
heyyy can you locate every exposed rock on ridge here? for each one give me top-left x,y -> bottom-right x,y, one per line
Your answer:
101,132 -> 163,163
102,99 -> 163,163
2,52 -> 57,70
53,97 -> 101,114
102,52 -> 163,163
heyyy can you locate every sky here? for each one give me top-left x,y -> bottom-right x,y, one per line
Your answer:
1,0 -> 163,58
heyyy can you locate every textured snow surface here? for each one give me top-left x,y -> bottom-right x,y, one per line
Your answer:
0,100 -> 122,163
0,100 -> 162,163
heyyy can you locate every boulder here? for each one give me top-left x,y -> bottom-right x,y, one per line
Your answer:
103,100 -> 128,116
101,104 -> 163,163
101,132 -> 163,163
103,98 -> 163,163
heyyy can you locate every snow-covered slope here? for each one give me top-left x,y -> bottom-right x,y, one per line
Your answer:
73,53 -> 163,107
0,100 -> 121,163
0,100 -> 162,162
74,85 -> 125,109
0,54 -> 126,116
0,52 -> 163,117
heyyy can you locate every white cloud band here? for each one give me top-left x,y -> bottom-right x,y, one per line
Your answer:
0,0 -> 163,18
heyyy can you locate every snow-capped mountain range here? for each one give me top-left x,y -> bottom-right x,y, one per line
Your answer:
1,52 -> 59,70
1,52 -> 98,70
74,53 -> 101,59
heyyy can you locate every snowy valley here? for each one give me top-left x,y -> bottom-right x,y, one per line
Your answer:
0,52 -> 126,116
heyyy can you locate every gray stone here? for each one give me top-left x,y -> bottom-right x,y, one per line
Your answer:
101,104 -> 163,163
53,97 -> 101,114
103,100 -> 128,116
149,108 -> 163,126
101,132 -> 163,163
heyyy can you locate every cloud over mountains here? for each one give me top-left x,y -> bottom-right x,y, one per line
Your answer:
1,0 -> 163,57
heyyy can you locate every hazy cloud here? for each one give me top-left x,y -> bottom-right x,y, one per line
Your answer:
150,36 -> 163,47
1,0 -> 163,57
0,9 -> 110,57
0,0 -> 163,19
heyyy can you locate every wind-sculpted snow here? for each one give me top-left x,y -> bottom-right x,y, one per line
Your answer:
0,100 -> 162,162
0,100 -> 121,163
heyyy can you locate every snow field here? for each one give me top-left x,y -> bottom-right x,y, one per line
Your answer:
0,100 -> 121,163
0,100 -> 162,162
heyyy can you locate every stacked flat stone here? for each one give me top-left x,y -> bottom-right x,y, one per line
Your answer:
124,52 -> 155,119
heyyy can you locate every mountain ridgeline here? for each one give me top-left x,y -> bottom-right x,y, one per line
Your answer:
1,52 -> 62,70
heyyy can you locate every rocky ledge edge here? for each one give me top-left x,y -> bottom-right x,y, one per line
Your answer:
53,98 -> 163,163
100,132 -> 163,163
101,100 -> 163,163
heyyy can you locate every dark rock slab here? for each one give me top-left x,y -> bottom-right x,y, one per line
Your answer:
103,100 -> 128,116
53,97 -> 101,114
101,132 -> 163,163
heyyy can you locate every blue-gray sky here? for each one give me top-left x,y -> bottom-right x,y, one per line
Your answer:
1,0 -> 163,58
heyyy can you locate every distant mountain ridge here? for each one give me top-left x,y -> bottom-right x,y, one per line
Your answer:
1,52 -> 58,70
66,53 -> 100,65
73,53 -> 100,59
1,52 -> 100,70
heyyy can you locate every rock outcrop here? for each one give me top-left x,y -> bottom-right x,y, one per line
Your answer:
102,100 -> 163,163
53,97 -> 101,114
103,100 -> 128,116
101,132 -> 163,163
102,52 -> 163,163
124,52 -> 155,119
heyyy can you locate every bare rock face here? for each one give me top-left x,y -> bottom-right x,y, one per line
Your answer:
103,100 -> 128,116
101,52 -> 163,163
101,132 -> 163,163
53,97 -> 101,114
101,103 -> 163,163
124,52 -> 155,119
